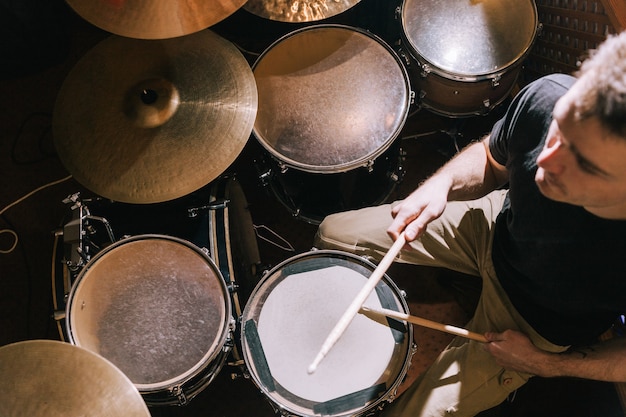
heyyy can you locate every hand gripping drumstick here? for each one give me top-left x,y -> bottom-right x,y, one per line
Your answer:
307,233 -> 407,374
358,306 -> 488,343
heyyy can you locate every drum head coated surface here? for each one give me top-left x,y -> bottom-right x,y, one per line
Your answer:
253,25 -> 410,173
401,0 -> 537,77
241,251 -> 411,416
66,235 -> 230,391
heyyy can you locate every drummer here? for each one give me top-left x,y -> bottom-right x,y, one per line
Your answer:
314,31 -> 626,416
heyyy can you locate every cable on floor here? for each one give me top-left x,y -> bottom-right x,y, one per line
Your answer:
0,174 -> 73,254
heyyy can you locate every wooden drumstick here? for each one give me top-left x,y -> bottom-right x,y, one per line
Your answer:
359,306 -> 488,343
307,233 -> 407,374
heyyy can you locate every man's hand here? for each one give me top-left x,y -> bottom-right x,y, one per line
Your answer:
387,176 -> 451,242
483,329 -> 555,377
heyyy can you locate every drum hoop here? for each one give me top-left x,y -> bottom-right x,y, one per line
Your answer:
400,0 -> 538,80
240,249 -> 413,416
252,24 -> 412,174
65,234 -> 233,392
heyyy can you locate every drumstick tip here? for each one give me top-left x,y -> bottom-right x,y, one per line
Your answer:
307,354 -> 323,374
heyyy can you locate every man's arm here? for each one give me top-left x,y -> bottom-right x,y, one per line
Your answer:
485,329 -> 626,382
387,135 -> 509,241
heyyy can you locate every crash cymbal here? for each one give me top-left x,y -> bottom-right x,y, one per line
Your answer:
65,0 -> 247,39
53,30 -> 258,204
0,340 -> 150,417
243,0 -> 361,22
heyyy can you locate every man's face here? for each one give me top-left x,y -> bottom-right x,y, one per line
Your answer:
535,77 -> 626,219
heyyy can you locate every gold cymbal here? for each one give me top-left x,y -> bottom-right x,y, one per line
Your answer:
243,0 -> 361,22
53,30 -> 258,204
66,0 -> 248,39
0,340 -> 150,417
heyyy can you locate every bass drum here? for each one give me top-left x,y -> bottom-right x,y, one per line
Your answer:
399,0 -> 539,117
252,24 -> 411,224
65,234 -> 233,406
241,250 -> 414,417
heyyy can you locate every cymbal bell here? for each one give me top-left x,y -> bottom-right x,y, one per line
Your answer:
66,0 -> 248,39
53,30 -> 258,204
0,340 -> 150,417
243,0 -> 361,22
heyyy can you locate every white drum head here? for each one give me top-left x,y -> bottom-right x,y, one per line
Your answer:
241,251 -> 412,416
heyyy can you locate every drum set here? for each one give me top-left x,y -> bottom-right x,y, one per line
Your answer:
39,0 -> 541,415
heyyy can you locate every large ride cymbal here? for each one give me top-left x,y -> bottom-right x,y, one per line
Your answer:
65,0 -> 248,39
0,340 -> 150,417
53,30 -> 258,204
243,0 -> 361,22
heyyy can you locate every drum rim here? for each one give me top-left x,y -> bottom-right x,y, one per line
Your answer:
65,233 -> 233,392
240,249 -> 413,416
251,23 -> 412,174
399,0 -> 538,79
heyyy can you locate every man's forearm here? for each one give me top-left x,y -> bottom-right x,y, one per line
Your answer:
425,136 -> 507,202
547,336 -> 626,382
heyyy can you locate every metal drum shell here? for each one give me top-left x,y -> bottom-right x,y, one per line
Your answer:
399,0 -> 539,117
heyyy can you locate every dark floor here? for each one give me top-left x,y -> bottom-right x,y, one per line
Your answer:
1,1 -> 624,416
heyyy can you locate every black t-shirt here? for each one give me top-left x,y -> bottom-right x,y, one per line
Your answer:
489,74 -> 626,346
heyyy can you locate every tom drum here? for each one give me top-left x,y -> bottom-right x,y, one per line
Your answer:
399,0 -> 539,116
65,234 -> 233,406
253,24 -> 411,224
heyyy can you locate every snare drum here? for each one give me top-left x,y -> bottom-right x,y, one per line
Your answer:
241,250 -> 414,417
399,0 -> 538,117
65,234 -> 233,406
253,24 -> 411,224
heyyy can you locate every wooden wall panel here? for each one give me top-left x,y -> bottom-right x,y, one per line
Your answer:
524,0 -> 620,82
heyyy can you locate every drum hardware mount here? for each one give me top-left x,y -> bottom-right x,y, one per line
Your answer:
187,199 -> 230,218
491,75 -> 501,88
59,192 -> 116,272
418,63 -> 432,79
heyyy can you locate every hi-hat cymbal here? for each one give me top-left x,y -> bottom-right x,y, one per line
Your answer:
243,0 -> 361,22
53,30 -> 258,204
66,0 -> 247,39
0,340 -> 150,417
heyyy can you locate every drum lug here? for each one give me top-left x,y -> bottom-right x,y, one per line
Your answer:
408,90 -> 415,106
419,63 -> 431,78
481,99 -> 492,114
389,147 -> 406,184
491,75 -> 501,88
395,45 -> 412,69
170,385 -> 188,406
259,169 -> 271,187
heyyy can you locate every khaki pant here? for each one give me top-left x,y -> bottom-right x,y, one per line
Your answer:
314,190 -> 568,416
